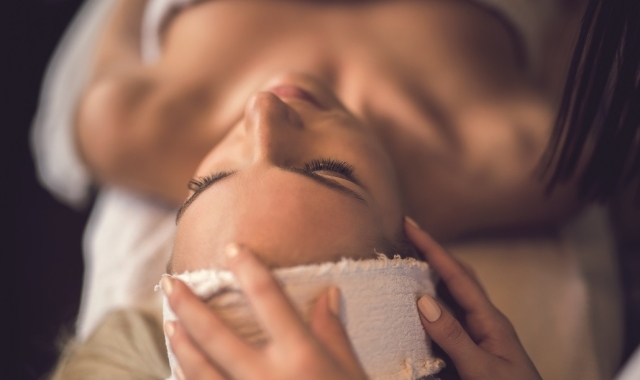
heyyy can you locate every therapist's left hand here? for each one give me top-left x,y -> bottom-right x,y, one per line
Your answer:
161,244 -> 368,380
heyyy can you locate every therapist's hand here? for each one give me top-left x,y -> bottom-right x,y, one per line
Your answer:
405,217 -> 542,380
162,244 -> 368,380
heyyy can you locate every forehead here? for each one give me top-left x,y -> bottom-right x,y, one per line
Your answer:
172,167 -> 381,272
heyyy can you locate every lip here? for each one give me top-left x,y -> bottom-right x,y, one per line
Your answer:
266,85 -> 325,109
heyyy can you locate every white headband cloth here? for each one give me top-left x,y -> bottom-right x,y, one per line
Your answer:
160,256 -> 444,380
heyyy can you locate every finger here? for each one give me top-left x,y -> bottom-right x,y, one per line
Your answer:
310,288 -> 366,379
417,294 -> 490,375
166,321 -> 227,380
458,260 -> 491,299
404,217 -> 493,316
458,260 -> 483,290
225,244 -> 310,349
163,277 -> 259,378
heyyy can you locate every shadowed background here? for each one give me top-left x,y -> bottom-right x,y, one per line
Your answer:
8,1 -> 89,379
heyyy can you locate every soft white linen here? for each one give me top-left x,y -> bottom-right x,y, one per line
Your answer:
160,258 -> 444,380
616,346 -> 640,380
76,188 -> 176,339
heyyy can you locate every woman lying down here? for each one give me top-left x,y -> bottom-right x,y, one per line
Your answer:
36,0 -> 625,378
50,72 -> 548,379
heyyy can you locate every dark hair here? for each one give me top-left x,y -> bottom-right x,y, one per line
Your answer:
539,0 -> 640,202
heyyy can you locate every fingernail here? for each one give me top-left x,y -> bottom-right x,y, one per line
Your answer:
327,287 -> 342,318
405,216 -> 421,230
225,243 -> 241,259
162,277 -> 173,296
418,294 -> 441,322
174,364 -> 186,380
165,321 -> 175,337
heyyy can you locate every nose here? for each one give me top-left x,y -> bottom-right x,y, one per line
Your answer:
244,91 -> 304,162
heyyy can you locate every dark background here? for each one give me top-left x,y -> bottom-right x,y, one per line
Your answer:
5,1 -> 640,379
8,1 -> 90,379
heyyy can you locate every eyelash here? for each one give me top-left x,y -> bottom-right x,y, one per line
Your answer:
304,159 -> 354,177
187,159 -> 355,191
188,172 -> 232,192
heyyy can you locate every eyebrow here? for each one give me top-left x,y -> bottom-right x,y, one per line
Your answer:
176,166 -> 367,223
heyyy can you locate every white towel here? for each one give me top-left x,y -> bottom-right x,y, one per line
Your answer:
160,257 -> 445,380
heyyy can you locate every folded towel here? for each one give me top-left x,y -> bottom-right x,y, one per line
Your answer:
159,257 -> 445,380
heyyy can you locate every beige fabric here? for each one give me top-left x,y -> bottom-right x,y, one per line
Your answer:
51,309 -> 170,380
447,206 -> 623,380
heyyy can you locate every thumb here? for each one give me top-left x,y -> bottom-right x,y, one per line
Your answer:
418,294 -> 489,374
310,287 -> 364,378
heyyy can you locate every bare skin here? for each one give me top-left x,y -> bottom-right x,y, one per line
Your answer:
170,77 -> 408,271
77,0 -> 583,241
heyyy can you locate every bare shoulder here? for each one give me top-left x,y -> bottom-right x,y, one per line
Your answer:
76,69 -> 157,183
74,0 -> 161,188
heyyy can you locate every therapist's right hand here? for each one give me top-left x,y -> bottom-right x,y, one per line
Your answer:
404,217 -> 542,380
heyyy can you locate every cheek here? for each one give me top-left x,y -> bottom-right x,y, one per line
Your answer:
172,221 -> 226,273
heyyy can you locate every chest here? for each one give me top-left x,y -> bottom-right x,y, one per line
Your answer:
158,0 -> 520,117
157,5 -> 542,163
129,0 -> 557,238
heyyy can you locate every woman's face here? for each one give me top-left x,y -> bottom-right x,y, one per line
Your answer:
171,73 -> 405,273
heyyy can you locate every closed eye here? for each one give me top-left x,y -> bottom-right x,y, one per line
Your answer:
176,158 -> 365,223
303,158 -> 363,187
